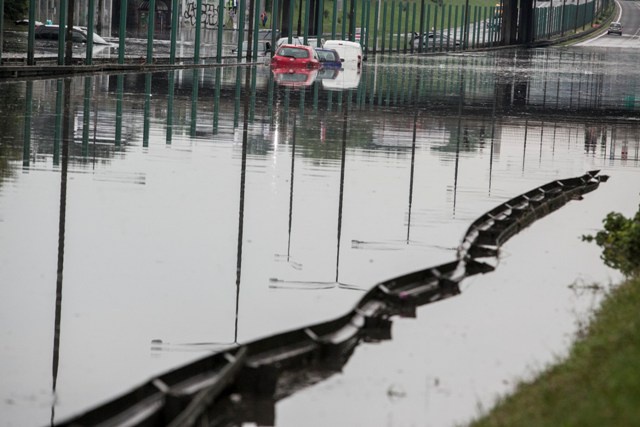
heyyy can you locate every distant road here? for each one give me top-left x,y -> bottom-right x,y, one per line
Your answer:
576,0 -> 640,47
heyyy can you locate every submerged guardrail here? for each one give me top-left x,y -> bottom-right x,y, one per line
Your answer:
56,170 -> 608,427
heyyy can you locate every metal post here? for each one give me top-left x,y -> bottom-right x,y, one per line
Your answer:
236,0 -> 246,58
318,0 -> 324,45
86,0 -> 95,65
119,0 -> 127,63
27,0 -> 36,64
288,0 -> 294,41
381,1 -> 386,51
218,0 -> 225,60
331,0 -> 337,38
0,0 -> 4,64
304,0 -> 310,43
195,0 -> 203,63
57,0 -> 68,64
146,0 -> 156,64
341,0 -> 347,39
170,0 -> 179,64
373,0 -> 380,53
389,0 -> 395,51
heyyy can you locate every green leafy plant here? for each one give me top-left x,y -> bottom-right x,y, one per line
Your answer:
583,205 -> 640,277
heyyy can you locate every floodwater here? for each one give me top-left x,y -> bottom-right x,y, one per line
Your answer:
1,47 -> 640,427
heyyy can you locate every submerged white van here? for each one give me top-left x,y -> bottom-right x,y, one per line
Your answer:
323,40 -> 363,68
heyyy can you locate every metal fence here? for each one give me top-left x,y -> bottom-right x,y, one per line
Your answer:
1,0 -> 611,67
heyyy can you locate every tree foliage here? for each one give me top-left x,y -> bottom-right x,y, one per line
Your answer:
4,0 -> 29,21
583,205 -> 640,277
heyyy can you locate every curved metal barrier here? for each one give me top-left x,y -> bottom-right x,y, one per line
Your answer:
56,170 -> 608,427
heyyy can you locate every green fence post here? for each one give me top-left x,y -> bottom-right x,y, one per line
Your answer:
373,0 -> 380,54
253,0 -> 260,61
381,1 -> 387,52
146,0 -> 156,64
332,0 -> 338,38
86,0 -> 95,65
237,0 -> 246,59
453,5 -> 458,49
364,0 -> 371,54
447,4 -> 452,50
418,0 -> 424,53
424,5 -> 430,50
0,0 -> 3,64
288,0 -> 294,41
304,0 -> 310,43
118,0 -> 127,63
403,1 -> 409,53
218,0 -> 225,61
396,2 -> 402,52
410,2 -> 416,53
170,0 -> 179,63
342,0 -> 347,39
318,0 -> 324,44
27,0 -> 35,64
432,5 -> 438,52
389,0 -> 395,52
58,0 -> 68,64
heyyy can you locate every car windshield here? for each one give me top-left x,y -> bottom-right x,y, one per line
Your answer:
278,47 -> 309,58
318,50 -> 338,61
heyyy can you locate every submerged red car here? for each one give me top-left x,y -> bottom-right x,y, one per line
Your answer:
270,44 -> 321,69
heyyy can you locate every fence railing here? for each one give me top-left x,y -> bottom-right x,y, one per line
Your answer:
1,0 -> 608,67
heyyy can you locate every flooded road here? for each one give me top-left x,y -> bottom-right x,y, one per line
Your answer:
1,46 -> 640,426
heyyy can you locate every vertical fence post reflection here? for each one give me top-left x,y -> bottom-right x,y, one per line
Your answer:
191,69 -> 200,137
23,82 -> 33,167
167,71 -> 175,144
147,0 -> 156,64
143,73 -> 152,147
286,116 -> 297,261
335,99 -> 348,282
115,75 -> 124,146
54,80 -> 64,166
213,67 -> 222,134
51,77 -> 72,427
250,67 -> 257,121
82,77 -> 92,157
267,69 -> 275,125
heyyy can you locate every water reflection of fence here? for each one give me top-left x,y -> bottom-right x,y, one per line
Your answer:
2,0 -> 610,67
55,170 -> 608,426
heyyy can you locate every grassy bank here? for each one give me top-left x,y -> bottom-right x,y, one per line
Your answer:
469,273 -> 640,427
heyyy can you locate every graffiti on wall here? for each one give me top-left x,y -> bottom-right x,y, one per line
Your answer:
183,0 -> 220,28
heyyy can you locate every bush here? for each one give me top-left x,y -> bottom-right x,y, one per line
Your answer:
583,204 -> 640,277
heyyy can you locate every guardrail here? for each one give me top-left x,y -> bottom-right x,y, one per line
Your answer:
56,170 -> 608,427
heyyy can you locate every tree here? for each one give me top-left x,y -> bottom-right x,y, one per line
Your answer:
4,0 -> 29,21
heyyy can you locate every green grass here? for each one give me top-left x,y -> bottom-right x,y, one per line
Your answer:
469,275 -> 640,427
